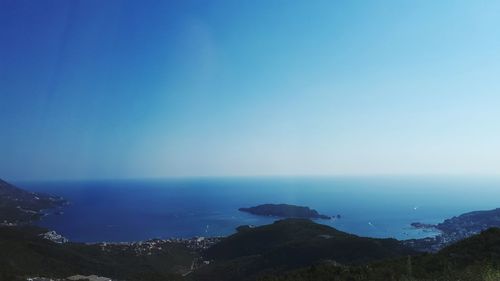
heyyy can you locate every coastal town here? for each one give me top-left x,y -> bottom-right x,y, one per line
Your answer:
25,236 -> 223,281
405,208 -> 500,252
40,230 -> 69,244
27,275 -> 114,281
96,236 -> 222,256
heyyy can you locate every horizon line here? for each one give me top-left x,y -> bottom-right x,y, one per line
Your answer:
9,173 -> 500,183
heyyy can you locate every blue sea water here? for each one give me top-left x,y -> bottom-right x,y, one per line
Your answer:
15,176 -> 500,243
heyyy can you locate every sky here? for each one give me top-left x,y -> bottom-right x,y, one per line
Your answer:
1,0 -> 500,181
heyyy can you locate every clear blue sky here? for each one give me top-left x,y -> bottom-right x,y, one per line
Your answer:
1,0 -> 500,180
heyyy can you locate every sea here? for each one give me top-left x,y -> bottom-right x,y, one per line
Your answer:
15,176 -> 500,243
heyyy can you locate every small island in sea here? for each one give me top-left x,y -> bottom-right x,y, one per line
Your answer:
239,203 -> 332,219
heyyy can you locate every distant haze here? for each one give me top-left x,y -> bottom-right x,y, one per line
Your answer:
1,1 -> 500,180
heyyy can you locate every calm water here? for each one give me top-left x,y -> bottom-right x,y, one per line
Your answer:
16,177 -> 500,243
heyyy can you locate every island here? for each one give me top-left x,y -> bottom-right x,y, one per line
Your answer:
239,203 -> 331,219
3,177 -> 500,281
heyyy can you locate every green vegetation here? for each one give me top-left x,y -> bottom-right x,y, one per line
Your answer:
0,179 -> 65,224
239,204 -> 331,219
192,219 -> 415,281
258,228 -> 500,281
2,219 -> 500,281
3,178 -> 500,281
0,225 -> 195,281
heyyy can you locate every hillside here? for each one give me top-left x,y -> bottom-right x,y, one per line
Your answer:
0,225 -> 196,281
0,179 -> 197,281
259,227 -> 500,281
192,219 -> 415,281
0,179 -> 66,225
3,178 -> 500,281
407,207 -> 500,252
438,208 -> 500,236
2,215 -> 500,281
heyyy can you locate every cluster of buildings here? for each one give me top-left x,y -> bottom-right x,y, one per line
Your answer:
96,236 -> 222,256
403,227 -> 485,252
40,230 -> 69,244
98,239 -> 169,256
169,236 -> 223,250
27,275 -> 113,281
1,220 -> 17,226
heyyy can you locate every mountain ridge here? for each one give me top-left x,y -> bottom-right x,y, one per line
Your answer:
0,178 -> 66,225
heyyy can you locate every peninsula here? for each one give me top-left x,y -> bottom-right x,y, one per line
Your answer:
0,179 -> 66,225
406,207 -> 500,252
239,203 -> 331,219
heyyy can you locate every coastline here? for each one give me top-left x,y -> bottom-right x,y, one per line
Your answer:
13,178 -> 500,246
